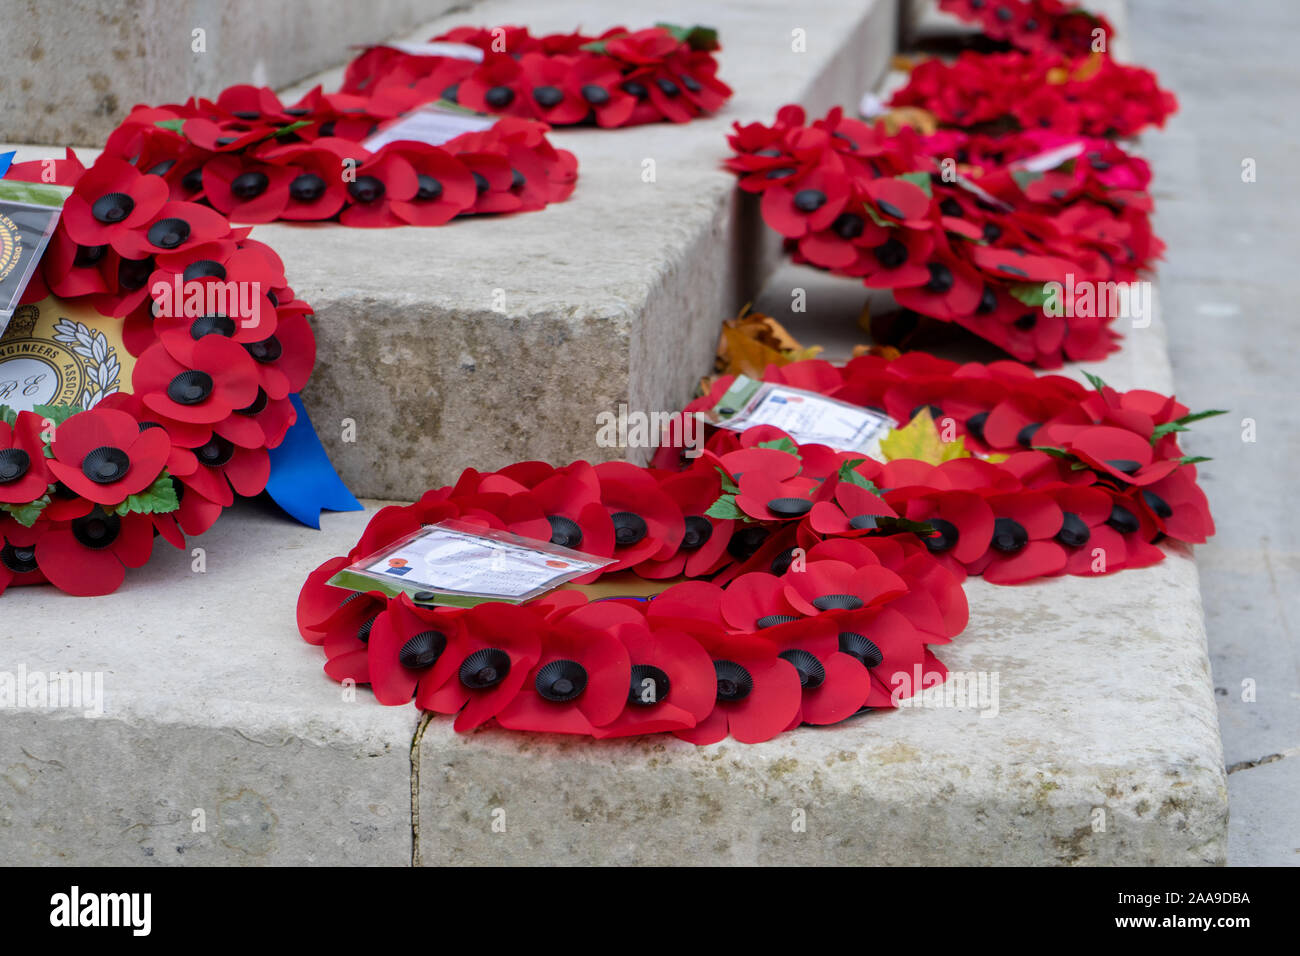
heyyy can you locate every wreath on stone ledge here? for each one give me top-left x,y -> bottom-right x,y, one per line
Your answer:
729,0 -> 1175,368
0,151 -> 316,596
298,353 -> 1219,744
90,23 -> 731,230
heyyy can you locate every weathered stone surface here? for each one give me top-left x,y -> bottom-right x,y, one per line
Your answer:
0,0 -> 463,146
0,0 -> 1230,868
1128,0 -> 1300,864
0,500 -> 417,865
416,533 -> 1225,867
257,0 -> 899,500
413,283 -> 1227,866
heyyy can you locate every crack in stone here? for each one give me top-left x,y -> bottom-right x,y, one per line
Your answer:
409,713 -> 432,867
1226,746 -> 1299,774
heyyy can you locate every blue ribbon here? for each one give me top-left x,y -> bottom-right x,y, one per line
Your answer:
0,151 -> 14,178
265,394 -> 363,528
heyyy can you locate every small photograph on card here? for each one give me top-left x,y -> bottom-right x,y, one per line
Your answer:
330,519 -> 615,606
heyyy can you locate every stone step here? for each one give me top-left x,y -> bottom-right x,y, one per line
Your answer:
2,0 -> 1228,867
900,0 -> 1130,56
258,0 -> 899,500
0,498 -> 417,865
2,1 -> 898,502
0,287 -> 1227,866
412,282 -> 1228,866
0,0 -> 467,147
410,0 -> 1227,864
0,0 -> 901,865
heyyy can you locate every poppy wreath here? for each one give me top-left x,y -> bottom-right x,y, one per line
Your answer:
726,104 -> 1164,367
889,50 -> 1176,139
937,0 -> 1115,57
340,23 -> 732,129
100,88 -> 578,228
297,352 -> 1219,743
0,150 -> 317,597
298,452 -> 968,745
662,353 -> 1219,583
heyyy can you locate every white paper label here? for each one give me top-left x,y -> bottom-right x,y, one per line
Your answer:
362,525 -> 606,599
718,383 -> 895,455
375,41 -> 485,62
858,92 -> 887,118
362,104 -> 498,151
1015,140 -> 1087,174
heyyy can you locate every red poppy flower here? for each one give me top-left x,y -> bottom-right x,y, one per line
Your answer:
892,490 -> 995,574
595,461 -> 684,571
0,517 -> 47,594
201,155 -> 298,223
894,252 -> 985,320
456,56 -> 529,118
645,579 -> 729,631
854,224 -> 935,288
0,411 -> 53,504
36,226 -> 115,299
494,611 -> 631,735
338,148 -> 420,227
829,606 -> 934,708
35,508 -> 155,596
720,571 -> 804,632
1038,484 -> 1125,576
1099,490 -> 1166,569
808,478 -> 895,535
671,51 -> 732,114
1059,425 -> 1178,487
569,603 -> 718,738
672,629 -> 802,745
114,200 -> 231,259
864,176 -> 934,230
173,433 -> 270,505
1137,466 -> 1213,544
46,407 -> 171,507
523,465 -> 615,573
760,166 -> 852,239
452,490 -> 551,543
366,594 -> 464,705
417,602 -> 543,732
731,457 -> 817,523
635,469 -> 734,579
781,559 -> 910,617
763,618 -> 873,725
257,145 -> 351,221
133,335 -> 260,425
890,549 -> 970,641
231,310 -> 315,401
384,144 -> 477,226
604,27 -> 680,66
321,592 -> 388,685
454,150 -> 523,216
514,52 -> 587,125
569,57 -> 638,127
966,491 -> 1067,584
60,157 -> 170,253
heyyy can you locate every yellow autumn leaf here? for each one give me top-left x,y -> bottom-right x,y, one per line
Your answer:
1071,51 -> 1106,83
851,343 -> 901,360
879,408 -> 972,465
715,311 -> 821,378
880,106 -> 938,136
857,301 -> 872,334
